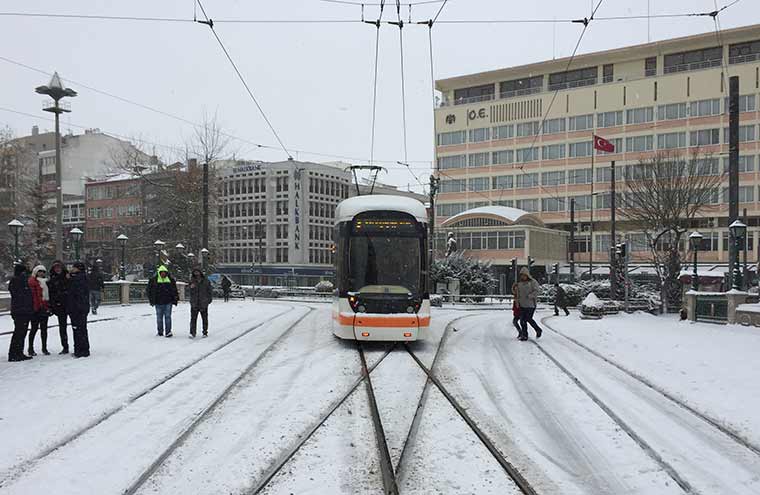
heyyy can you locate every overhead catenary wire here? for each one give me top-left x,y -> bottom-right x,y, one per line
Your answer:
194,0 -> 292,160
392,1 -> 410,168
366,0 -> 386,166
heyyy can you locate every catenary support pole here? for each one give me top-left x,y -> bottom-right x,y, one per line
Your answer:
728,76 -> 740,286
610,161 -> 616,298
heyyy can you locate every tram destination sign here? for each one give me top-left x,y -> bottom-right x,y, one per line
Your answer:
352,218 -> 417,234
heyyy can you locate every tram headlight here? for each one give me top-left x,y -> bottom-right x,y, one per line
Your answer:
406,306 -> 415,314
357,305 -> 366,313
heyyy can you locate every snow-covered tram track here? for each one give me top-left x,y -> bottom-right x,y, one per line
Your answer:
0,306 -> 299,490
535,316 -> 760,494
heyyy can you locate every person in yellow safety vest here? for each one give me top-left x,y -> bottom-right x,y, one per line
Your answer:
147,265 -> 179,337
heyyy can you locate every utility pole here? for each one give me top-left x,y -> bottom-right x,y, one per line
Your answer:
428,174 -> 439,293
728,76 -> 740,285
589,144 -> 595,280
36,73 -> 76,260
610,161 -> 617,298
202,160 -> 209,262
569,198 -> 575,279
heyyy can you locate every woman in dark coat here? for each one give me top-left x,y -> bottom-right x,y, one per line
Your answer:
188,269 -> 213,338
66,262 -> 90,358
8,263 -> 33,361
554,284 -> 570,316
48,260 -> 70,354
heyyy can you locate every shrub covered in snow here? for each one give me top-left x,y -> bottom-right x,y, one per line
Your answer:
431,253 -> 497,296
314,280 -> 334,293
430,294 -> 444,307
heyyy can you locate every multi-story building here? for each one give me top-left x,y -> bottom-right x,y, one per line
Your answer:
216,160 -> 350,287
434,23 -> 760,266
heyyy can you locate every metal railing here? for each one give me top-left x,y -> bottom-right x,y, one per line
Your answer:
548,77 -> 597,91
729,53 -> 759,65
499,86 -> 542,99
663,59 -> 722,74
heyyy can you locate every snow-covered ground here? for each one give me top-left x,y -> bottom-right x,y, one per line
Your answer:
2,302 -> 759,494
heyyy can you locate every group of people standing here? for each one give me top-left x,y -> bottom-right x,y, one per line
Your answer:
511,267 -> 570,341
147,265 -> 214,339
7,260 -> 91,362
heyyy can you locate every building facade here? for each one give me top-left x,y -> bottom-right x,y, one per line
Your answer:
434,23 -> 760,265
216,160 -> 350,287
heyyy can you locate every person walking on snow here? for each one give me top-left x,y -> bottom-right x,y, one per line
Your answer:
511,283 -> 522,336
88,261 -> 105,315
516,267 -> 542,341
221,275 -> 232,303
554,283 -> 570,317
66,262 -> 91,358
188,268 -> 213,338
148,265 -> 179,337
28,265 -> 51,356
48,260 -> 70,354
8,263 -> 33,361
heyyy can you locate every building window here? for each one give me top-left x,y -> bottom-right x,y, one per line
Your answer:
657,102 -> 688,121
515,198 -> 539,212
515,147 -> 539,163
729,39 -> 760,64
454,84 -> 494,105
596,137 -> 622,155
645,56 -> 657,77
722,155 -> 756,173
595,234 -> 611,253
468,152 -> 490,168
602,64 -> 614,83
568,141 -> 593,158
492,125 -> 514,140
723,186 -> 755,203
541,170 -> 565,186
542,144 -> 566,160
548,66 -> 598,91
664,46 -> 722,74
724,95 -> 757,113
437,155 -> 467,170
516,173 -> 539,188
469,127 -> 490,143
597,111 -> 623,128
568,168 -> 593,184
468,177 -> 490,191
516,121 -> 540,137
690,98 -> 721,117
436,203 -> 467,217
492,150 -> 514,165
497,231 -> 526,249
437,130 -> 467,146
500,75 -> 543,98
626,135 -> 654,152
492,175 -> 514,190
696,158 -> 720,176
570,194 -> 592,210
542,197 -> 566,212
568,114 -> 594,131
690,129 -> 721,147
543,118 -> 566,135
440,179 -> 466,193
723,125 -> 757,143
657,132 -> 686,149
626,107 -> 654,124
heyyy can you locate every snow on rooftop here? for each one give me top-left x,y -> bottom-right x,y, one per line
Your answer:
443,206 -> 542,226
335,195 -> 427,223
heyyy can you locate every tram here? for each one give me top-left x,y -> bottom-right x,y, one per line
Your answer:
332,195 -> 430,341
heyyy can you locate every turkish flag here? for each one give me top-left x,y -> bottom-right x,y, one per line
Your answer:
594,135 -> 615,153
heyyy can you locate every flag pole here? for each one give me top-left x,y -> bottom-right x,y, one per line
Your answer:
590,136 -> 595,280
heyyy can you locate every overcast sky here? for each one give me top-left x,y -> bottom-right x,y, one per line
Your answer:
2,0 -> 759,191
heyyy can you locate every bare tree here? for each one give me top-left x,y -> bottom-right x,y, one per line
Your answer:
621,150 -> 725,311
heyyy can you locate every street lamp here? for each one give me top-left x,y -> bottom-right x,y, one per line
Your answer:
36,72 -> 76,260
117,234 -> 128,280
154,239 -> 165,268
730,220 -> 747,290
187,252 -> 196,267
200,247 -> 210,271
7,219 -> 24,262
689,231 -> 703,292
175,243 -> 185,252
70,227 -> 83,261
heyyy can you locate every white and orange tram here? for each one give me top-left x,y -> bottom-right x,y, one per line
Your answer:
332,195 -> 430,341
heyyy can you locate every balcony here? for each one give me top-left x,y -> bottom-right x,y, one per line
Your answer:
499,86 -> 542,100
663,59 -> 722,74
548,77 -> 597,91
729,53 -> 759,65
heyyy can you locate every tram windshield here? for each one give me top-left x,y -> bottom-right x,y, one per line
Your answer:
348,235 -> 421,295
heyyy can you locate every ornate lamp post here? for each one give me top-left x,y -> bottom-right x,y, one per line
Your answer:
187,252 -> 196,267
689,231 -> 703,292
7,219 -> 24,262
70,227 -> 83,261
36,72 -> 77,259
730,220 -> 747,290
117,234 -> 128,280
175,243 -> 187,279
154,240 -> 165,268
200,247 -> 210,272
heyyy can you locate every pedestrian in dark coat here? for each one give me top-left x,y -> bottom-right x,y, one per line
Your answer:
554,284 -> 570,316
516,267 -> 542,341
66,262 -> 91,358
48,260 -> 70,354
221,276 -> 232,302
8,263 -> 33,361
188,269 -> 213,338
511,283 -> 521,335
147,265 -> 179,337
88,263 -> 105,315
28,265 -> 51,355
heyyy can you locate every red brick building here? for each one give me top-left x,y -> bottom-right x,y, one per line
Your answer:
84,174 -> 143,264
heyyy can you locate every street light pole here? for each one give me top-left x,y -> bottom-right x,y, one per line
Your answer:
154,240 -> 165,271
117,234 -> 128,280
35,73 -> 76,260
8,219 -> 24,262
689,231 -> 703,292
730,220 -> 746,290
70,227 -> 83,262
200,247 -> 209,272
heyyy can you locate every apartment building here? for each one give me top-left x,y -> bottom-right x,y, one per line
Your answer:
434,23 -> 760,264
